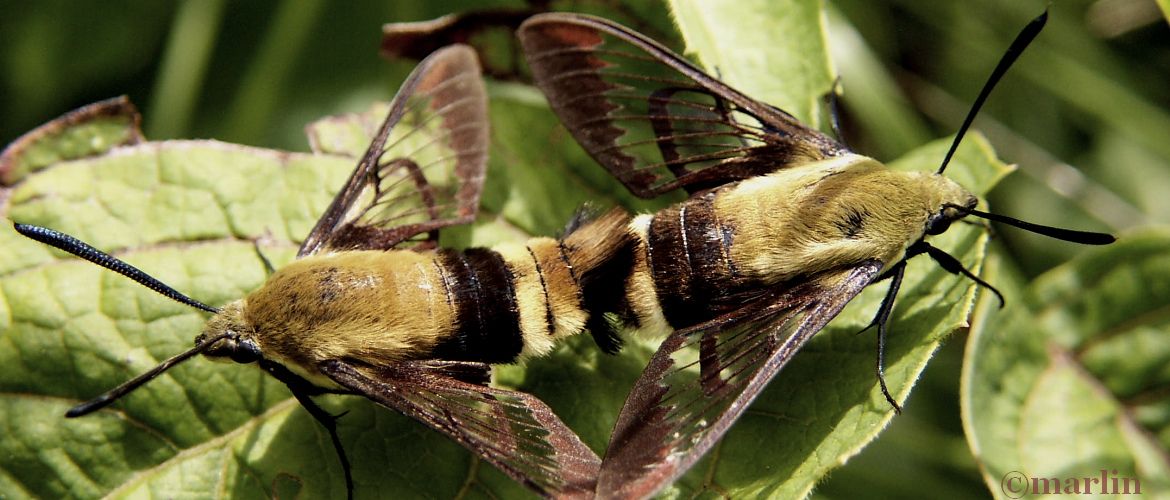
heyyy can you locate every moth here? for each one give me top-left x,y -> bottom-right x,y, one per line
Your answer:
9,45 -> 613,498
518,11 -> 1115,498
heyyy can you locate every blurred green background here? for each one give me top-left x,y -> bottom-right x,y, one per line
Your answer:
2,0 -> 1166,497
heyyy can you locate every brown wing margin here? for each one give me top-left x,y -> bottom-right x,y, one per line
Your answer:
597,261 -> 882,498
299,44 -> 489,257
518,13 -> 845,198
319,359 -> 601,499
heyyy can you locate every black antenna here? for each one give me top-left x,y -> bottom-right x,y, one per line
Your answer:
14,223 -> 220,313
66,332 -> 233,417
948,206 -> 1116,245
937,10 -> 1049,175
925,10 -> 1115,247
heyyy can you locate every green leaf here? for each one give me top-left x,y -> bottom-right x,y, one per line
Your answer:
963,230 -> 1170,498
668,0 -> 834,126
823,6 -> 932,159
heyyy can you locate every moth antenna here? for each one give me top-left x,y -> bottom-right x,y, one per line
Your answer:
66,332 -> 232,417
937,10 -> 1048,175
14,223 -> 220,313
921,243 -> 1006,307
947,206 -> 1116,245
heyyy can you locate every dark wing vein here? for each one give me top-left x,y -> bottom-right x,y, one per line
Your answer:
298,44 -> 489,256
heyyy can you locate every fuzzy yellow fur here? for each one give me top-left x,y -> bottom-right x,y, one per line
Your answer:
200,208 -> 635,379
236,251 -> 455,376
493,238 -> 587,358
718,155 -> 973,281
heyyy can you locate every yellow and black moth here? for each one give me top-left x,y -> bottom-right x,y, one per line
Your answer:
7,45 -> 620,498
517,11 -> 1115,498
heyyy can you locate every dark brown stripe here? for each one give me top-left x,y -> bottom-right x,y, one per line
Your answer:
685,194 -> 732,297
648,193 -> 728,327
580,236 -> 637,355
647,205 -> 692,327
432,248 -> 523,363
526,245 -> 556,336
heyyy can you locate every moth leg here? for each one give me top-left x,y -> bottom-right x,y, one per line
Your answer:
921,242 -> 1005,307
586,312 -> 624,355
261,360 -> 354,500
860,260 -> 906,414
288,388 -> 354,500
961,217 -> 994,232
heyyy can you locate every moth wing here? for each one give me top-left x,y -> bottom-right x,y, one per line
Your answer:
319,359 -> 601,498
597,262 -> 882,498
299,44 -> 489,257
518,13 -> 845,198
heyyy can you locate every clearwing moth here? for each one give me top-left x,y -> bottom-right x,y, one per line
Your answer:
518,10 -> 1115,498
8,45 -> 614,499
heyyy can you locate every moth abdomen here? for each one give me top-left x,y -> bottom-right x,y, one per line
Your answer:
432,247 -> 523,363
488,208 -> 637,359
233,208 -> 638,374
644,194 -> 737,328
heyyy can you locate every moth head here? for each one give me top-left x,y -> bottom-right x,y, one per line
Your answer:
198,300 -> 262,365
923,177 -> 978,237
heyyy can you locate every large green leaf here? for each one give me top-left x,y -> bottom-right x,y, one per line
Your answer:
963,231 -> 1170,498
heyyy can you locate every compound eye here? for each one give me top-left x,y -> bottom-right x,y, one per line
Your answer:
925,213 -> 952,236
